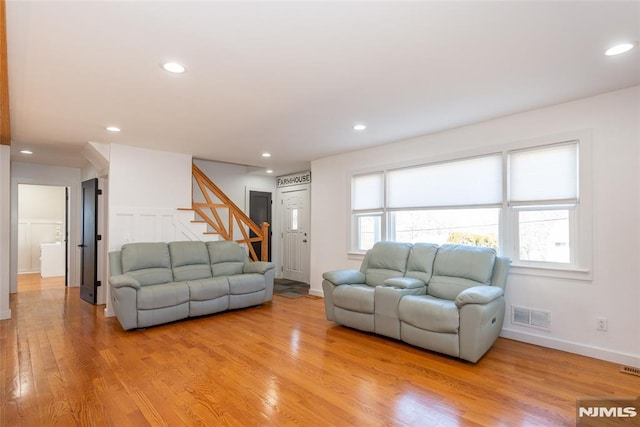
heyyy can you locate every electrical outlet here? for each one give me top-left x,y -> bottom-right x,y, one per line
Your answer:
596,317 -> 608,331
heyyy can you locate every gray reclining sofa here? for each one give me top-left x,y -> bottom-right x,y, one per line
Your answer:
109,240 -> 275,330
322,241 -> 510,362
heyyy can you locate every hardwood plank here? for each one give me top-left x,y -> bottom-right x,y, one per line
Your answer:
17,273 -> 65,292
1,277 -> 638,426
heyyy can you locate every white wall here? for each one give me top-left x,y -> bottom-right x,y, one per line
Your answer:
10,162 -> 82,294
18,184 -> 66,219
109,144 -> 192,219
0,146 -> 11,319
310,86 -> 640,366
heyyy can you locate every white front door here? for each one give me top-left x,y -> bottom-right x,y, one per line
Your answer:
281,188 -> 309,283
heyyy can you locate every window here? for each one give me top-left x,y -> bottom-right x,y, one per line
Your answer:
351,173 -> 384,251
516,208 -> 572,263
291,208 -> 299,230
355,214 -> 381,251
508,142 -> 578,267
390,208 -> 500,248
350,135 -> 590,277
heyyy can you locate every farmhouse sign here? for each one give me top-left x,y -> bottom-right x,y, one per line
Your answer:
277,171 -> 311,188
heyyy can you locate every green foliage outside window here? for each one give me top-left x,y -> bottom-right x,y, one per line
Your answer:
446,232 -> 498,249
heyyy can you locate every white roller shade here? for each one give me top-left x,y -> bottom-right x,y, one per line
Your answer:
387,155 -> 502,208
352,173 -> 384,210
509,142 -> 578,204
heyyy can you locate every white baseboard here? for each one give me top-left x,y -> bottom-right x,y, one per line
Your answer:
0,309 -> 11,320
309,288 -> 324,297
104,307 -> 115,317
501,328 -> 640,367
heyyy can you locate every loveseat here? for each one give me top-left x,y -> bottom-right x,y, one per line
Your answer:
108,240 -> 275,330
322,241 -> 510,362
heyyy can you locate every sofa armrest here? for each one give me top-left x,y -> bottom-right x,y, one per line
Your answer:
383,277 -> 426,289
322,270 -> 365,285
109,274 -> 141,290
244,261 -> 275,274
455,285 -> 503,308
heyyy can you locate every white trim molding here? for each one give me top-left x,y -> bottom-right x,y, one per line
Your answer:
501,328 -> 640,367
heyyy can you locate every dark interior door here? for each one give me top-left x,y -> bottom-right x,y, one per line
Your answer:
80,178 -> 99,304
249,191 -> 272,261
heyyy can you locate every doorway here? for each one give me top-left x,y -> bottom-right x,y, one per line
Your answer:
280,188 -> 310,284
249,190 -> 272,261
17,184 -> 68,291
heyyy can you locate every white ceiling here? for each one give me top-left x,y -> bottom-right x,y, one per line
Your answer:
6,1 -> 640,175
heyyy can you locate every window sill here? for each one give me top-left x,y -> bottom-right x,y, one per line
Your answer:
509,264 -> 592,281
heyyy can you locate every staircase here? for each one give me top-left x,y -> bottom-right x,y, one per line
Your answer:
180,163 -> 270,261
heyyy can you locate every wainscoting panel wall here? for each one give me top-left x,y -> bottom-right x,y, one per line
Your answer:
109,207 -> 213,252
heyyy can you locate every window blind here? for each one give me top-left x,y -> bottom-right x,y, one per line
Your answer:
509,142 -> 578,205
386,154 -> 502,208
352,173 -> 384,210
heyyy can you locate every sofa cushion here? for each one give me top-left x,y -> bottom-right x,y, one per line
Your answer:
433,244 -> 496,284
405,243 -> 439,283
228,273 -> 265,295
362,241 -> 412,286
399,295 -> 459,334
207,241 -> 246,276
187,277 -> 229,301
169,241 -> 212,281
333,284 -> 375,314
122,242 -> 171,271
121,242 -> 173,285
137,282 -> 190,310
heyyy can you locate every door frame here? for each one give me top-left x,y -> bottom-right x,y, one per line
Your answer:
15,183 -> 69,283
9,168 -> 82,295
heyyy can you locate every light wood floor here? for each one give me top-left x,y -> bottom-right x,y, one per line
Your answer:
17,273 -> 66,292
1,277 -> 638,426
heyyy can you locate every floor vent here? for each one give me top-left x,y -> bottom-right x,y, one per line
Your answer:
511,305 -> 551,331
620,366 -> 640,377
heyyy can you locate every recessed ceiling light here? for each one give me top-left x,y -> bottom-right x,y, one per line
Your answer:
20,150 -> 33,155
266,169 -> 274,174
162,62 -> 186,73
262,152 -> 272,158
353,124 -> 367,131
605,43 -> 636,56
106,126 -> 121,132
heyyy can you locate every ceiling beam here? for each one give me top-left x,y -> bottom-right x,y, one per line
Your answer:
0,0 -> 10,146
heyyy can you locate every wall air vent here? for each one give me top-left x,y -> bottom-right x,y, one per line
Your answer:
511,305 -> 551,331
620,366 -> 640,377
